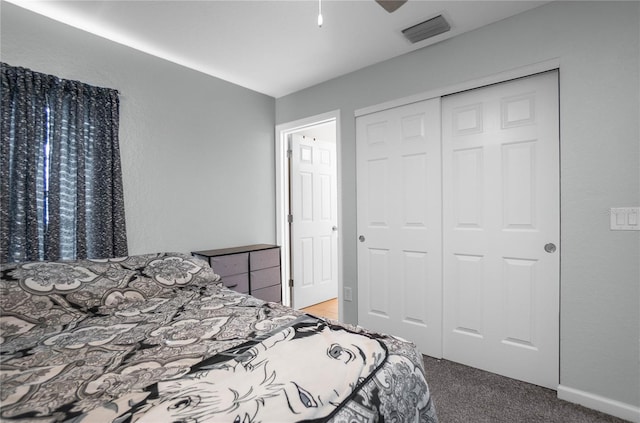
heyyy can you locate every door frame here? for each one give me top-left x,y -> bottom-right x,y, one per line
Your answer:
275,110 -> 342,315
354,58 -> 561,117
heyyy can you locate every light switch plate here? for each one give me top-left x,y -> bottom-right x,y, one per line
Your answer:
610,207 -> 640,230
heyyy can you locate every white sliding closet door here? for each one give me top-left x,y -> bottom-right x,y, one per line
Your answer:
356,99 -> 442,357
441,71 -> 560,389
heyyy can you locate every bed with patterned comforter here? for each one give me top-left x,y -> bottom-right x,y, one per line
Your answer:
0,253 -> 438,423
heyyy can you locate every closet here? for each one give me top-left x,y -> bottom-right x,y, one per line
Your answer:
356,71 -> 559,389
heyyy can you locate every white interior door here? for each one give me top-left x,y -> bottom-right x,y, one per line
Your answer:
441,71 -> 560,389
356,99 -> 442,357
290,134 -> 338,309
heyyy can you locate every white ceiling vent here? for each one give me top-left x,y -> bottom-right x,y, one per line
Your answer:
402,15 -> 450,44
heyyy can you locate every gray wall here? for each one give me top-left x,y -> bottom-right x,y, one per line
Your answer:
1,2 -> 276,255
276,1 -> 639,410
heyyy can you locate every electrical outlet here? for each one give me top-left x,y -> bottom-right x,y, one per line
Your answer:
343,287 -> 353,302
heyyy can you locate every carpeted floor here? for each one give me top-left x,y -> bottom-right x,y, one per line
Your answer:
422,356 -> 630,423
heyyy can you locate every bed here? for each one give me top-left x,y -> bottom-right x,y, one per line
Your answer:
0,252 -> 438,422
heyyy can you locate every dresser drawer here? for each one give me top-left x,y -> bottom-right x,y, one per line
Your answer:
221,273 -> 249,294
252,284 -> 282,303
250,267 -> 281,291
249,248 -> 280,271
210,253 -> 248,277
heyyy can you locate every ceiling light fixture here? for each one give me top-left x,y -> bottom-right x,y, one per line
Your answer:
317,0 -> 323,27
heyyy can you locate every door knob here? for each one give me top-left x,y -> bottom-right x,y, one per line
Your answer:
359,235 -> 365,242
332,226 -> 338,231
544,243 -> 556,253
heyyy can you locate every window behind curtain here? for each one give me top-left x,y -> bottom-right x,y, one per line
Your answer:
1,63 -> 128,263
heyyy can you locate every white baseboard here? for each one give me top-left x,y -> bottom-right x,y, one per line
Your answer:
558,385 -> 640,422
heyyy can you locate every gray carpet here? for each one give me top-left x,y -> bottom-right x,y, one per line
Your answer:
422,356 -> 630,423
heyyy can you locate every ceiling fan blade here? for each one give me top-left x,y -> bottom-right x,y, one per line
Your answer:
375,0 -> 408,13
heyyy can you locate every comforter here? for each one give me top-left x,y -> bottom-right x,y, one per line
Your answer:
0,253 -> 438,422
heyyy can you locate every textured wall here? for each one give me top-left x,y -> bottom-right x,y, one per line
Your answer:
1,3 -> 276,256
276,0 -> 640,412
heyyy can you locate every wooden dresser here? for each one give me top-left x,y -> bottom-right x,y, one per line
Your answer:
192,244 -> 281,303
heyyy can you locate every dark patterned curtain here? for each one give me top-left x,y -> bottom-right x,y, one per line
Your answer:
1,63 -> 127,263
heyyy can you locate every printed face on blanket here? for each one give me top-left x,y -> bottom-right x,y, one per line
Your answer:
109,318 -> 386,423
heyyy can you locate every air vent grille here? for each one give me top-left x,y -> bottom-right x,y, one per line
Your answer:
402,15 -> 450,44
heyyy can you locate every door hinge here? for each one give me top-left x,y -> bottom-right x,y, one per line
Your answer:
287,214 -> 293,224
287,149 -> 292,159
289,279 -> 294,288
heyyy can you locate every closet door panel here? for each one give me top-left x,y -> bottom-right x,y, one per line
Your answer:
356,99 -> 442,357
442,71 -> 559,389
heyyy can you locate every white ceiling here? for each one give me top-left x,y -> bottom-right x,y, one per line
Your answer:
6,0 -> 549,98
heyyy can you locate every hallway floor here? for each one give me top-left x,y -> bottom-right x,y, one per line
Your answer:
300,298 -> 338,320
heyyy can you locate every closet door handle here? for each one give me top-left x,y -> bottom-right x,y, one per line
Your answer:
359,235 -> 365,242
544,243 -> 556,253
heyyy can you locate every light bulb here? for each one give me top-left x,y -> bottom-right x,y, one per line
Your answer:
318,12 -> 323,27
317,0 -> 323,27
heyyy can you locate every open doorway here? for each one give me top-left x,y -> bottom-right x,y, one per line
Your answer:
275,110 -> 341,320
